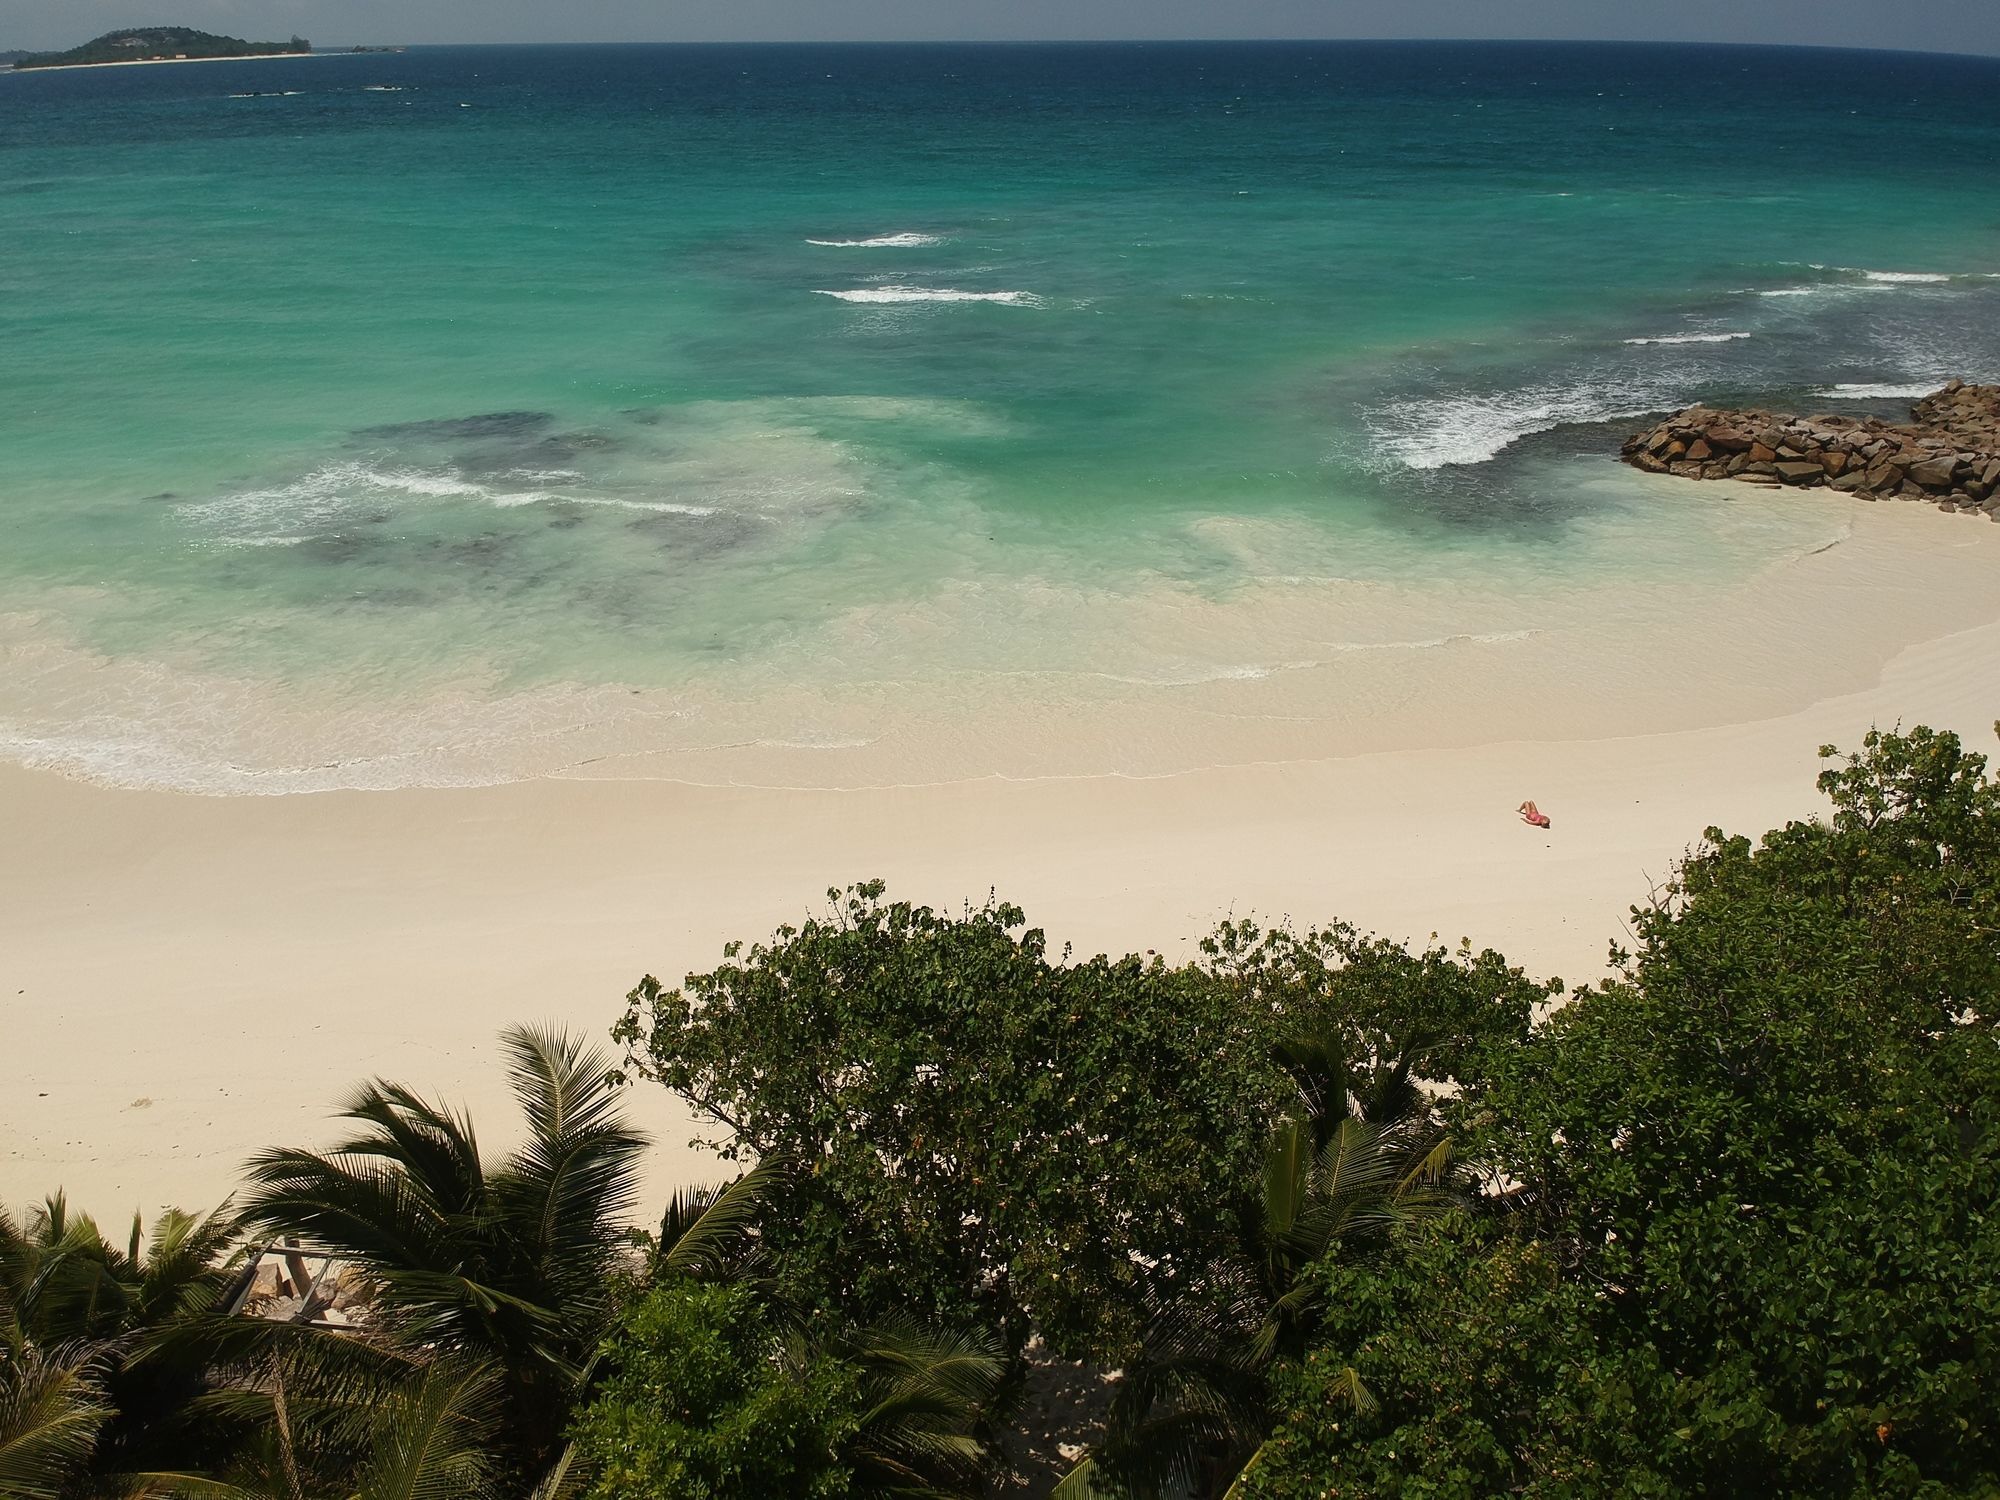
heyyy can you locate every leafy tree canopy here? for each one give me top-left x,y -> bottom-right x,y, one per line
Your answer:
617,883 -> 1545,1364
617,883 -> 1291,1359
1201,918 -> 1555,1115
1248,724 -> 2000,1497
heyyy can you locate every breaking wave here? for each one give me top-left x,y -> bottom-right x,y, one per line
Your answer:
813,287 -> 1042,306
805,233 -> 945,247
1810,382 -> 1938,400
1366,383 -> 1667,470
1624,332 -> 1752,346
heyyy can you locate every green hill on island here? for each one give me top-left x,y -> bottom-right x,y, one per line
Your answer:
12,26 -> 310,69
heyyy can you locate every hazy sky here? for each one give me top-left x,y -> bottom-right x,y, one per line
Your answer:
5,0 -> 1996,56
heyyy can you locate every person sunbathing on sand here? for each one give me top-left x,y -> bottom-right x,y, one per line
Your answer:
1518,800 -> 1551,829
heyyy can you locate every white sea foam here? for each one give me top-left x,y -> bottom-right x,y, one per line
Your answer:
805,233 -> 945,247
1032,631 -> 1546,687
183,462 -> 569,537
1369,385 -> 1663,470
813,287 -> 1041,306
1760,268 -> 1960,297
1758,282 -> 1896,299
1811,383 -> 1938,400
561,497 -> 720,517
0,617 -> 708,796
1624,332 -> 1752,346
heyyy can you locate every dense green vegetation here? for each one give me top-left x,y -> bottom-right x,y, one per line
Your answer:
11,28 -> 309,69
3,723 -> 1995,1496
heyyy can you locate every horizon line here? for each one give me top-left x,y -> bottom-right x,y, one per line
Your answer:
326,37 -> 2000,63
10,35 -> 1999,63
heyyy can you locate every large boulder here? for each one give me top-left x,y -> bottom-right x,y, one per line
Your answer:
1909,455 -> 1960,490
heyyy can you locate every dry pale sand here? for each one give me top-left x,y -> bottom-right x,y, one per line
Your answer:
4,498 -> 1998,1222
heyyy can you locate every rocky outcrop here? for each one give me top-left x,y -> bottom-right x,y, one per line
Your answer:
1621,380 -> 2000,518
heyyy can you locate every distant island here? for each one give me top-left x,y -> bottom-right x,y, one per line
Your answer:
10,26 -> 311,69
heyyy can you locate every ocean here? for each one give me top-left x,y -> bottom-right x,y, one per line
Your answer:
3,40 -> 1998,791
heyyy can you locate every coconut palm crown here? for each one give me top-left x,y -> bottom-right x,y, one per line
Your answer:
237,1024 -> 647,1471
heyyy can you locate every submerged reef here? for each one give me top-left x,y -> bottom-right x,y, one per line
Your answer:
1623,380 -> 2000,518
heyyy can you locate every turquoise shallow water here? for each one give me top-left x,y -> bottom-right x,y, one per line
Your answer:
3,42 -> 1999,789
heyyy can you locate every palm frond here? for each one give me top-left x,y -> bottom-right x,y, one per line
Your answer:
1090,1399 -> 1263,1500
354,1359 -> 505,1500
120,1471 -> 270,1499
0,1342 -> 111,1500
1049,1456 -> 1104,1499
1395,1133 -> 1455,1195
1271,1031 -> 1353,1144
332,1084 -> 486,1219
1260,1122 -> 1311,1248
1319,1364 -> 1378,1415
230,1028 -> 655,1479
848,1317 -> 1005,1421
238,1155 -> 456,1286
1220,1438 -> 1272,1500
136,1203 -> 242,1325
1356,1054 -> 1422,1126
496,1027 -> 647,1274
11,1210 -> 135,1346
654,1158 -> 782,1281
524,1442 -> 589,1500
843,1318 -> 1003,1498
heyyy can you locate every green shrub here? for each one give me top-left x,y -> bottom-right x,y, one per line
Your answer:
573,1283 -> 858,1499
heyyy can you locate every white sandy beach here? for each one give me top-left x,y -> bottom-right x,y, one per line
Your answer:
4,493 -> 1998,1221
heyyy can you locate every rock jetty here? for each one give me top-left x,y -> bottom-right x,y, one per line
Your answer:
1622,380 -> 2000,518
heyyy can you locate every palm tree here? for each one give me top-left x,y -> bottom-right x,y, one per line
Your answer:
0,1343 -> 111,1500
235,1025 -> 782,1487
2,1030 -> 778,1498
1052,1032 -> 1458,1499
237,1024 -> 648,1476
1,1196 -> 240,1352
0,1195 -> 241,1489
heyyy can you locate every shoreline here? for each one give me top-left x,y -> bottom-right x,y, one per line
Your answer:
4,52 -> 337,75
8,474 -> 1999,798
5,489 -> 1997,1218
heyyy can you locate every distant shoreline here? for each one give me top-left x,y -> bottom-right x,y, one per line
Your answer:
7,51 -> 338,75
